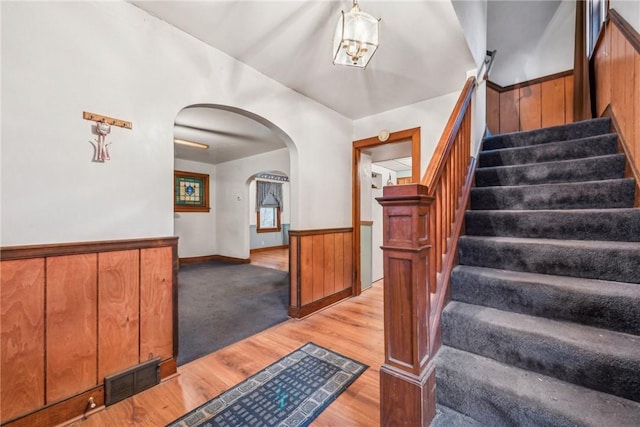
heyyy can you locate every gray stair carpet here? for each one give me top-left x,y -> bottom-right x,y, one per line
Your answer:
432,117 -> 640,426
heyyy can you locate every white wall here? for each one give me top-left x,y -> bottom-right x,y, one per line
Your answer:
215,148 -> 290,259
353,91 -> 462,178
453,0 -> 489,156
488,0 -> 575,86
1,1 -> 352,246
611,0 -> 640,33
174,159 -> 216,258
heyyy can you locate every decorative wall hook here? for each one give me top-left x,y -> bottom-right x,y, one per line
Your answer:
83,111 -> 132,162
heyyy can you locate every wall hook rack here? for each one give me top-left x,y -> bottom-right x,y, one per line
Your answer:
83,111 -> 132,162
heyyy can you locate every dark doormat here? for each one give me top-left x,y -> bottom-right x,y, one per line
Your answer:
167,342 -> 368,427
178,261 -> 289,366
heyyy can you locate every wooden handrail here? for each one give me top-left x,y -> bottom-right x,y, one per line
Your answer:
421,76 -> 475,190
377,76 -> 478,425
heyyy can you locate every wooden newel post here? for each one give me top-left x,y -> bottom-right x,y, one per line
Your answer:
376,183 -> 435,426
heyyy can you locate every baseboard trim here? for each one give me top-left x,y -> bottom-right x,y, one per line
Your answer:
250,245 -> 289,253
288,288 -> 353,319
179,254 -> 250,265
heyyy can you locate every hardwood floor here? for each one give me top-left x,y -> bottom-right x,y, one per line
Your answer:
250,247 -> 289,271
66,280 -> 384,427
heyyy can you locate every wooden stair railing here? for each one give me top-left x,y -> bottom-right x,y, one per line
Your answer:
377,76 -> 477,426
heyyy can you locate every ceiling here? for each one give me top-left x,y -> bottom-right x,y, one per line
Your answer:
131,1 -> 477,165
134,1 -> 564,166
174,106 -> 286,164
132,1 -> 476,120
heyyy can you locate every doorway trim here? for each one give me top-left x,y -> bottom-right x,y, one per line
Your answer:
352,127 -> 421,295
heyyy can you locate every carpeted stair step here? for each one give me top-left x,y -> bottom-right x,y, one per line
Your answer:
434,345 -> 640,427
470,178 -> 635,210
482,117 -> 611,150
441,301 -> 640,401
450,266 -> 640,335
464,208 -> 640,241
475,154 -> 625,187
478,133 -> 618,168
430,404 -> 486,427
458,236 -> 640,283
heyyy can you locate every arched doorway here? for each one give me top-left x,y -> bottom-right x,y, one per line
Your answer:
172,104 -> 296,365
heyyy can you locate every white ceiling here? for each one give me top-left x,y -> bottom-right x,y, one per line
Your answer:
131,1 -> 478,165
132,0 -> 476,120
133,1 -> 563,165
174,106 -> 286,164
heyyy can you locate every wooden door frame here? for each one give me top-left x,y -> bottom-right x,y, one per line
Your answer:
351,127 -> 421,295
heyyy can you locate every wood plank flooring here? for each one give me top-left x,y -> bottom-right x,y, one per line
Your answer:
250,247 -> 289,272
66,280 -> 384,427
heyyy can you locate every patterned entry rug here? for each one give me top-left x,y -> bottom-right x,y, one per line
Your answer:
167,343 -> 368,427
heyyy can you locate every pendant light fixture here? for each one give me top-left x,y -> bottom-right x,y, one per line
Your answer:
333,0 -> 380,69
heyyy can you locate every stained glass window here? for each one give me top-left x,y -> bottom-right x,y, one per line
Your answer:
174,170 -> 210,212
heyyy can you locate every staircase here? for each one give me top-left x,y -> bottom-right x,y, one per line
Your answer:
431,118 -> 640,426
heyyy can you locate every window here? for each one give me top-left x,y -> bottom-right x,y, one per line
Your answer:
256,180 -> 282,233
586,0 -> 607,56
174,170 -> 210,212
257,206 -> 281,233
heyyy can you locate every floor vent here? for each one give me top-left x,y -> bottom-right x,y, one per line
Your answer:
104,357 -> 161,406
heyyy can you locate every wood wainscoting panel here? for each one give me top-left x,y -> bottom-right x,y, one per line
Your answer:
0,258 -> 46,422
46,254 -> 98,404
486,86 -> 500,134
342,231 -> 353,292
323,234 -> 336,297
541,78 -> 566,127
499,89 -> 520,133
518,83 -> 542,131
140,246 -> 173,362
312,234 -> 325,301
596,10 -> 640,204
98,250 -> 140,380
299,236 -> 314,306
289,236 -> 298,307
564,75 -> 574,123
288,228 -> 354,318
488,70 -> 574,134
334,232 -> 345,291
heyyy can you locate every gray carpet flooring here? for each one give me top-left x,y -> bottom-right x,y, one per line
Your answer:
434,118 -> 640,426
178,261 -> 289,366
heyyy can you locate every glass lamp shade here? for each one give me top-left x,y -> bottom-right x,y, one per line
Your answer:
333,3 -> 380,68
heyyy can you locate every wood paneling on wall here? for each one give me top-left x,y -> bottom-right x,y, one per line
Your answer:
1,259 -> 45,421
593,9 -> 640,200
0,237 -> 177,426
289,228 -> 353,318
46,254 -> 97,403
487,70 -> 574,135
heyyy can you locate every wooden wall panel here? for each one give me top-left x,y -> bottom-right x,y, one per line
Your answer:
564,75 -> 574,124
334,233 -> 345,291
342,231 -> 353,291
488,70 -> 574,134
486,86 -> 500,134
499,89 -> 520,133
46,254 -> 97,403
635,53 -> 640,175
323,235 -> 336,297
299,237 -> 314,305
541,78 -> 566,127
98,250 -> 140,379
518,84 -> 541,131
312,235 -> 325,301
289,236 -> 298,307
140,247 -> 173,362
288,229 -> 353,317
1,259 -> 45,422
592,10 -> 640,204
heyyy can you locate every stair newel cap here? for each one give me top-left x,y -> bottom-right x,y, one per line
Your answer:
376,183 -> 434,206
